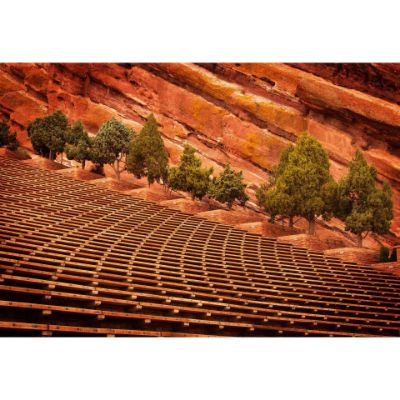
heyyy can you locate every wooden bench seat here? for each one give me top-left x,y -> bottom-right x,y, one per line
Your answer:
1,156 -> 400,337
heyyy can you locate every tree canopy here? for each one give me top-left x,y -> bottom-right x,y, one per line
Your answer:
168,144 -> 213,200
27,110 -> 68,159
65,121 -> 91,169
256,133 -> 333,233
209,164 -> 248,208
0,120 -> 19,151
335,150 -> 393,247
126,114 -> 169,186
90,117 -> 134,180
256,144 -> 296,225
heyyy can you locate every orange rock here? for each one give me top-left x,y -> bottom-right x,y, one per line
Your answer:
127,188 -> 180,203
226,63 -> 307,95
196,209 -> 263,225
298,75 -> 400,128
154,63 -> 307,135
324,247 -> 380,265
307,117 -> 356,164
160,198 -> 212,214
235,221 -> 299,237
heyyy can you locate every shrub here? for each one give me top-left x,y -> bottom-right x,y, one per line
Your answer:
14,147 -> 31,160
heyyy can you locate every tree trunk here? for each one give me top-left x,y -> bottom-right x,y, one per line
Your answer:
60,152 -> 63,165
115,160 -> 120,181
308,218 -> 316,235
356,233 -> 363,248
289,216 -> 294,228
49,150 -> 53,160
82,160 -> 86,169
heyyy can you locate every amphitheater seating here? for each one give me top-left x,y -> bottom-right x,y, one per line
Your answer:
0,156 -> 399,337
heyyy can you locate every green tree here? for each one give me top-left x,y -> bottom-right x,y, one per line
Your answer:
126,114 -> 169,186
257,183 -> 296,226
209,164 -> 248,208
257,133 -> 333,234
256,144 -> 297,225
27,118 -> 49,157
279,133 -> 333,234
65,121 -> 91,169
27,110 -> 68,160
65,120 -> 86,145
0,120 -> 19,151
90,117 -> 134,181
168,144 -> 213,200
336,150 -> 393,247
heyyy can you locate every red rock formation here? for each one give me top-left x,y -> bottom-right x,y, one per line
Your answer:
324,248 -> 380,265
278,234 -> 332,252
0,62 -> 399,245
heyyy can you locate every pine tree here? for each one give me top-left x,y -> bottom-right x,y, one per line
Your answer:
336,150 -> 393,247
90,117 -> 134,181
167,144 -> 213,200
209,164 -> 248,208
27,110 -> 68,160
126,114 -> 169,186
0,120 -> 19,151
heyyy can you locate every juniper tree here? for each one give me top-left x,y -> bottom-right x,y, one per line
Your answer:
256,144 -> 296,225
209,164 -> 248,208
90,117 -> 134,181
65,120 -> 86,145
0,120 -> 19,151
279,133 -> 333,234
168,144 -> 213,200
27,110 -> 68,160
335,150 -> 393,247
257,133 -> 333,233
65,121 -> 92,169
256,183 -> 297,226
126,114 -> 169,186
27,118 -> 48,157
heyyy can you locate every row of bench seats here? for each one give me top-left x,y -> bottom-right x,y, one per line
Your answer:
0,156 -> 399,336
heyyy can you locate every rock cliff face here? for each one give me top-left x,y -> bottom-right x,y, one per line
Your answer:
0,62 -> 399,243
